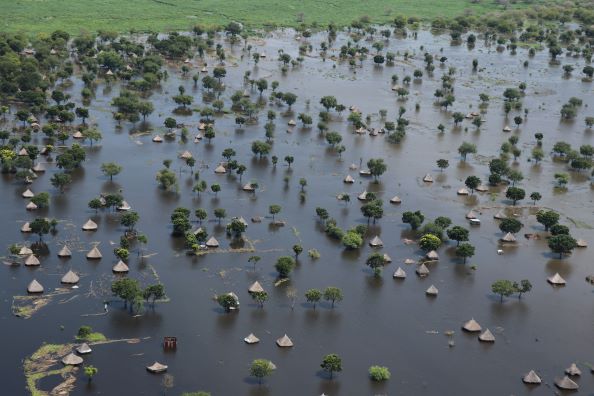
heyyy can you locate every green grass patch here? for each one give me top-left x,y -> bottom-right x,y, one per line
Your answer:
76,332 -> 107,343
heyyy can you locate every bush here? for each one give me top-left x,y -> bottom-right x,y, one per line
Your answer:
77,326 -> 92,338
369,365 -> 391,381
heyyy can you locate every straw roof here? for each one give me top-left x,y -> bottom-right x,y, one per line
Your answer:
58,245 -> 72,257
503,126 -> 512,132
206,237 -> 219,248
355,127 -> 366,134
146,362 -> 168,373
19,246 -> 33,255
478,329 -> 495,342
423,174 -> 433,183
76,343 -> 92,354
248,281 -> 264,293
237,217 -> 248,227
106,69 -> 114,76
276,334 -> 293,347
393,267 -> 406,279
349,163 -> 358,170
117,201 -> 131,211
61,270 -> 79,284
112,260 -> 130,273
547,273 -> 566,285
359,169 -> 371,176
576,239 -> 587,248
152,135 -> 163,142
554,376 -> 578,390
462,318 -> 482,332
27,279 -> 44,293
18,147 -> 29,156
288,119 -> 296,126
426,250 -> 439,260
32,163 -> 46,173
390,195 -> 401,204
425,285 -> 439,296
24,254 -> 40,266
180,150 -> 193,160
357,190 -> 368,201
251,216 -> 262,223
416,264 -> 430,277
214,164 -> 227,174
476,185 -> 488,192
201,66 -> 208,73
383,253 -> 392,263
82,219 -> 98,231
72,131 -> 84,139
501,232 -> 516,242
369,236 -> 383,247
198,122 -> 207,130
465,210 -> 477,219
86,246 -> 102,259
343,174 -> 355,184
565,363 -> 581,376
494,210 -> 507,220
26,201 -> 38,211
522,370 -> 541,384
22,189 -> 34,198
243,183 -> 255,191
457,188 -> 469,196
244,333 -> 260,344
21,222 -> 32,233
62,353 -> 83,366
404,258 -> 416,265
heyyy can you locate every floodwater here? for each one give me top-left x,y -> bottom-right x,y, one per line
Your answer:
2,28 -> 594,395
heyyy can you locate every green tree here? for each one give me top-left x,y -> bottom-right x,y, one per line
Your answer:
369,366 -> 391,382
464,175 -> 481,194
292,244 -> 303,258
142,284 -> 165,306
275,256 -> 295,278
226,218 -> 247,238
491,279 -> 515,302
419,234 -> 441,252
156,169 -> 177,191
251,140 -> 271,158
321,354 -> 342,379
214,208 -> 226,223
513,279 -> 532,299
437,159 -> 449,171
342,230 -> 363,249
84,365 -> 98,383
456,242 -> 475,264
361,199 -> 383,224
536,210 -> 559,231
121,211 -> 140,231
269,204 -> 282,222
250,359 -> 274,384
248,255 -> 261,271
447,225 -> 469,246
366,252 -> 385,277
30,218 -> 50,241
111,278 -> 141,309
50,172 -> 72,193
499,218 -> 523,234
305,289 -> 322,309
323,286 -> 343,308
505,187 -> 525,205
31,192 -> 50,208
458,142 -> 477,161
548,234 -> 577,258
250,291 -> 268,308
402,210 -> 424,230
530,192 -> 542,205
210,183 -> 221,197
216,293 -> 239,312
367,158 -> 387,182
101,162 -> 122,180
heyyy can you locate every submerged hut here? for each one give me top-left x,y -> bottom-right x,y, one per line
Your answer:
112,260 -> 130,273
58,245 -> 72,257
423,174 -> 433,183
576,239 -> 587,248
425,285 -> 438,296
62,353 -> 83,366
390,195 -> 401,204
369,236 -> 383,247
146,362 -> 168,373
27,279 -> 44,293
206,237 -> 219,248
565,363 -> 581,376
180,151 -> 193,160
547,273 -> 566,285
214,164 -> 227,174
26,201 -> 38,211
244,333 -> 260,344
343,174 -> 355,184
61,270 -> 80,284
426,250 -> 439,260
393,267 -> 406,279
478,329 -> 495,342
276,334 -> 294,347
76,343 -> 92,354
32,163 -> 46,173
287,119 -> 296,126
117,201 -> 131,211
383,254 -> 392,263
501,232 -> 516,243
242,183 -> 255,192
24,254 -> 40,266
404,258 -> 416,265
457,188 -> 469,196
82,219 -> 98,231
21,222 -> 32,233
18,148 -> 29,156
476,185 -> 489,193
22,189 -> 34,198
416,264 -> 430,277
462,319 -> 482,332
357,191 -> 368,201
72,131 -> 84,139
152,135 -> 163,143
86,246 -> 102,259
522,370 -> 541,384
503,125 -> 512,132
19,246 -> 33,255
248,281 -> 264,293
554,376 -> 578,390
494,210 -> 507,220
465,210 -> 477,219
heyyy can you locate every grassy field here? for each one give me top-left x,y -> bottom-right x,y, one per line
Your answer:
2,0 -> 533,35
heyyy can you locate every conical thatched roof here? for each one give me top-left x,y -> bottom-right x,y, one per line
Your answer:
244,333 -> 260,344
82,219 -> 98,231
349,163 -> 357,170
18,147 -> 29,156
423,173 -> 433,183
494,210 -> 507,220
27,279 -> 44,293
457,188 -> 469,196
117,201 -> 131,211
426,285 -> 439,295
198,122 -> 206,130
547,273 -> 566,285
462,318 -> 482,332
72,130 -> 83,139
466,210 -> 477,219
86,246 -> 102,259
180,150 -> 193,160
201,66 -> 208,73
248,281 -> 264,293
76,343 -> 92,354
146,362 -> 168,373
237,217 -> 248,227
357,190 -> 368,201
383,254 -> 392,263
243,183 -> 255,191
369,236 -> 383,247
565,363 -> 581,376
214,164 -> 227,174
501,232 -> 516,242
206,237 -> 219,248
416,264 -> 430,277
26,201 -> 38,211
555,376 -> 578,390
503,125 -> 512,132
404,258 -> 416,265
476,185 -> 488,193
288,119 -> 296,126
522,370 -> 541,384
24,254 -> 40,266
22,189 -> 34,198
62,353 -> 83,366
152,135 -> 163,143
426,250 -> 439,260
478,329 -> 495,342
58,245 -> 72,257
359,168 -> 371,175
343,174 -> 355,183
112,260 -> 129,273
192,227 -> 204,236
576,239 -> 587,248
19,246 -> 33,255
106,69 -> 114,76
276,334 -> 293,347
61,270 -> 79,284
21,222 -> 32,233
390,195 -> 402,204
393,267 -> 406,279
32,163 -> 46,173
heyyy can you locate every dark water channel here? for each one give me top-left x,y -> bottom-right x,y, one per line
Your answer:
2,29 -> 594,395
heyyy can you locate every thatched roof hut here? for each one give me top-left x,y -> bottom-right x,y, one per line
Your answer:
180,150 -> 193,160
22,189 -> 34,198
276,334 -> 293,347
24,254 -> 40,266
201,66 -> 208,73
547,273 -> 566,285
72,131 -> 84,139
152,135 -> 163,143
390,195 -> 402,204
19,246 -> 33,256
383,254 -> 392,263
393,267 -> 406,279
501,232 -> 516,242
32,163 -> 46,173
426,250 -> 439,260
565,363 -> 581,376
214,164 -> 227,174
26,201 -> 38,211
27,279 -> 44,293
457,188 -> 469,196
112,260 -> 130,273
503,126 -> 512,132
554,376 -> 578,390
82,219 -> 98,231
416,264 -> 430,277
243,183 -> 255,191
476,185 -> 488,193
349,163 -> 357,170
76,343 -> 92,354
369,236 -> 383,247
357,191 -> 368,201
425,285 -> 438,296
62,353 -> 83,366
522,370 -> 541,384
358,169 -> 371,176
21,222 -> 32,233
58,245 -> 72,257
146,362 -> 168,373
465,210 -> 477,219
404,258 -> 416,265
248,281 -> 264,293
576,239 -> 587,248
478,329 -> 495,342
288,119 -> 296,126
86,246 -> 102,259
343,174 -> 355,184
106,69 -> 114,76
18,148 -> 29,156
494,210 -> 507,220
244,333 -> 260,344
61,270 -> 79,284
423,174 -> 433,183
206,237 -> 219,248
462,318 -> 482,332
117,201 -> 131,211
355,127 -> 367,134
